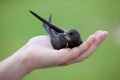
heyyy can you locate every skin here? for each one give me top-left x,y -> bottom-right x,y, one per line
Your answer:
0,30 -> 108,80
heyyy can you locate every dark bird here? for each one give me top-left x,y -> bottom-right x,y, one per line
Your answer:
29,10 -> 83,49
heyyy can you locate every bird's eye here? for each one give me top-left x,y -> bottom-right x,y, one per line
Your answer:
69,32 -> 73,35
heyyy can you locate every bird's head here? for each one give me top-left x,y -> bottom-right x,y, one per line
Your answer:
64,29 -> 81,42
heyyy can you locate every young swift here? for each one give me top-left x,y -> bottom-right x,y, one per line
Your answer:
29,10 -> 83,49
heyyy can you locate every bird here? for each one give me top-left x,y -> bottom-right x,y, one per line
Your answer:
29,10 -> 83,49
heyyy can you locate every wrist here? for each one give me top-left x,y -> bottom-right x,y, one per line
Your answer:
0,45 -> 32,80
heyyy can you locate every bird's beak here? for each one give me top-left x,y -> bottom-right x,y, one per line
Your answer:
64,34 -> 71,41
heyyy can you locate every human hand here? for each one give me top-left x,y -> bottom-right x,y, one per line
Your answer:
0,30 -> 108,80
23,30 -> 108,71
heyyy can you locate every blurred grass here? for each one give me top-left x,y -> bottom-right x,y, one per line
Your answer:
0,0 -> 120,80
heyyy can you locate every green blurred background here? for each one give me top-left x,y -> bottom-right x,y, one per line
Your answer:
0,0 -> 120,80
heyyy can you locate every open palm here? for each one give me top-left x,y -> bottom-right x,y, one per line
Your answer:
24,30 -> 108,69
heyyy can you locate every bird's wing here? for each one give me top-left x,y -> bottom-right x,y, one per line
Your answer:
29,10 -> 64,33
42,15 -> 58,35
42,15 -> 52,34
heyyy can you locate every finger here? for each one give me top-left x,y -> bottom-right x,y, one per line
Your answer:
69,34 -> 96,59
70,31 -> 108,63
95,30 -> 108,45
58,33 -> 96,65
94,30 -> 103,35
